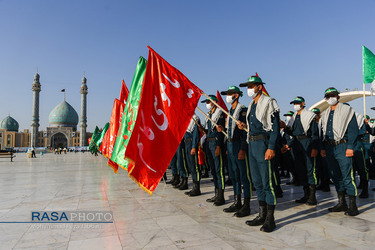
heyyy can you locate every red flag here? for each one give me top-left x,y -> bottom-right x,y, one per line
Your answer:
262,85 -> 270,97
125,46 -> 203,195
99,98 -> 126,173
216,90 -> 228,113
119,79 -> 129,104
255,72 -> 270,97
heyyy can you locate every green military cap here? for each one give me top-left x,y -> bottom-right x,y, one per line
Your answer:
311,108 -> 320,114
283,111 -> 294,117
365,115 -> 370,119
324,87 -> 339,97
221,86 -> 243,97
201,95 -> 218,103
239,73 -> 266,87
290,96 -> 305,104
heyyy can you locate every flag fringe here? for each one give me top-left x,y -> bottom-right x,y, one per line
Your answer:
126,157 -> 153,196
107,162 -> 118,174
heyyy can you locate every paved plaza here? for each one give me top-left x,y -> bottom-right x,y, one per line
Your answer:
1,153 -> 375,249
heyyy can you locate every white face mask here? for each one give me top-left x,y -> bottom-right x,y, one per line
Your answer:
293,104 -> 302,111
286,116 -> 292,122
326,97 -> 338,106
206,103 -> 212,110
247,88 -> 258,98
226,95 -> 235,104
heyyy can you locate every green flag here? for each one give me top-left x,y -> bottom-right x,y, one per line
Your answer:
89,126 -> 100,154
363,45 -> 375,84
96,122 -> 110,148
111,57 -> 147,170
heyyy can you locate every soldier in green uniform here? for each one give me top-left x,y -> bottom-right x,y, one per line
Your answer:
238,74 -> 280,232
320,88 -> 359,216
218,86 -> 252,217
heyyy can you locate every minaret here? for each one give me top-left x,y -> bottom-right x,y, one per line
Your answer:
31,71 -> 41,147
80,74 -> 88,146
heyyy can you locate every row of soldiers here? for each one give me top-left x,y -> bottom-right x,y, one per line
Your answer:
166,74 -> 374,233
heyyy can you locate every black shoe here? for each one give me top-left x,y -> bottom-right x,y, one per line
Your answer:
175,176 -> 185,189
188,181 -> 201,197
207,188 -> 218,202
345,195 -> 359,216
260,205 -> 276,233
178,177 -> 189,190
172,176 -> 181,187
246,201 -> 267,226
234,198 -> 251,217
223,194 -> 241,213
328,191 -> 348,212
295,186 -> 309,203
214,189 -> 225,206
359,181 -> 369,199
166,175 -> 177,185
202,168 -> 209,178
306,185 -> 317,206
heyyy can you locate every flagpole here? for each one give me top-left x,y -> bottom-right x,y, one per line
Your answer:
192,116 -> 207,135
363,83 -> 366,117
201,92 -> 249,132
196,107 -> 229,137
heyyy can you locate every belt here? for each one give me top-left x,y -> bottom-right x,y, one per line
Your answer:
295,135 -> 311,140
227,138 -> 240,143
248,134 -> 269,141
360,138 -> 370,143
325,139 -> 348,146
206,137 -> 217,142
184,138 -> 193,143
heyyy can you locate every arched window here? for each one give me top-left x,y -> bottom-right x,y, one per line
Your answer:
7,134 -> 12,146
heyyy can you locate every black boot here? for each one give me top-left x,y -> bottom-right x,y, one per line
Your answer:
359,180 -> 369,198
174,176 -> 185,189
214,189 -> 225,206
306,185 -> 317,205
246,201 -> 267,226
172,176 -> 181,187
178,177 -> 189,190
166,175 -> 177,184
260,205 -> 276,233
234,197 -> 251,217
328,191 -> 348,212
206,188 -> 218,202
202,168 -> 209,178
295,185 -> 309,203
345,195 -> 359,216
223,194 -> 242,213
188,181 -> 201,196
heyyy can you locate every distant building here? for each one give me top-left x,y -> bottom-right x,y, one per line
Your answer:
0,72 -> 92,150
0,116 -> 30,149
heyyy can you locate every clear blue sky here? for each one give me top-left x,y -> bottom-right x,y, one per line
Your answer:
1,0 -> 375,132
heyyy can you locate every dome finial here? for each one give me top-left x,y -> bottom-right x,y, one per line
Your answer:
34,68 -> 40,82
82,72 -> 87,84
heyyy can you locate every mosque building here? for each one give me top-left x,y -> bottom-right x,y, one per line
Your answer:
0,72 -> 92,150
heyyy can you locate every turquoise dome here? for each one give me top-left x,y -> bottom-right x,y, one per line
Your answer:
0,115 -> 19,132
49,101 -> 79,128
